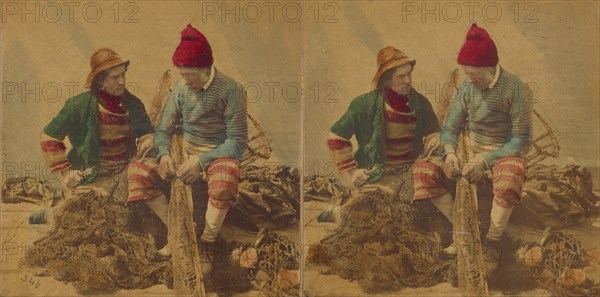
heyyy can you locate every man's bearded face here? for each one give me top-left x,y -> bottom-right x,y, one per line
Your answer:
102,65 -> 127,96
387,64 -> 413,96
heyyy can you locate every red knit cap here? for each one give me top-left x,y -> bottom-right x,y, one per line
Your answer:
457,23 -> 498,67
172,24 -> 214,67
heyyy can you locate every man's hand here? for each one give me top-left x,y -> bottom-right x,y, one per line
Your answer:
60,169 -> 84,189
443,153 -> 462,179
345,167 -> 371,188
137,137 -> 154,157
158,155 -> 176,180
176,155 -> 202,184
462,161 -> 486,183
423,132 -> 442,153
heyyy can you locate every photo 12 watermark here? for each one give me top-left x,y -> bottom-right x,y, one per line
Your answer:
199,1 -> 339,24
401,1 -> 540,24
2,81 -> 140,104
1,1 -> 140,24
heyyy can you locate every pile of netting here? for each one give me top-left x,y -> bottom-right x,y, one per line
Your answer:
513,164 -> 600,228
234,229 -> 300,297
513,229 -> 600,296
228,164 -> 300,231
308,188 -> 457,293
2,176 -> 59,205
303,175 -> 350,205
22,189 -> 172,294
469,231 -> 600,296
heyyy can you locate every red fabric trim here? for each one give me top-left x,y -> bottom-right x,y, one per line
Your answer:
413,160 -> 440,171
208,165 -> 240,178
493,175 -> 524,184
127,174 -> 158,187
50,161 -> 71,173
338,162 -> 358,171
493,164 -> 526,178
127,162 -> 161,181
208,180 -> 238,191
385,137 -> 415,145
101,151 -> 128,161
384,111 -> 417,124
327,139 -> 352,150
336,158 -> 355,167
413,173 -> 439,185
41,140 -> 66,152
99,112 -> 130,125
493,188 -> 521,197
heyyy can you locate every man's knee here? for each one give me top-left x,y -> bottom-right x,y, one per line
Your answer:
127,159 -> 162,202
207,158 -> 240,203
412,160 -> 448,200
491,157 -> 527,206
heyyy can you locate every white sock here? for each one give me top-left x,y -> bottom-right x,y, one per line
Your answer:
201,203 -> 229,243
430,192 -> 454,224
144,194 -> 169,225
486,200 -> 514,241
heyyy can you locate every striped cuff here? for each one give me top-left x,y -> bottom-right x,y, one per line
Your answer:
327,132 -> 357,172
442,144 -> 457,160
40,133 -> 71,174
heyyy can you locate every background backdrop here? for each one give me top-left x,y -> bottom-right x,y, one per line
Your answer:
1,1 -> 599,188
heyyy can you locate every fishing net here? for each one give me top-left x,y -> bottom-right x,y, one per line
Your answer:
308,188 -> 456,293
486,229 -> 600,297
513,164 -> 600,229
2,176 -> 58,205
228,164 -> 300,231
160,126 -> 208,296
235,229 -> 300,297
303,175 -> 350,205
517,229 -> 600,296
454,176 -> 489,297
22,189 -> 172,294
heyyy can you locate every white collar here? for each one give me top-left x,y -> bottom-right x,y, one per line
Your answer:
487,64 -> 501,89
202,66 -> 216,90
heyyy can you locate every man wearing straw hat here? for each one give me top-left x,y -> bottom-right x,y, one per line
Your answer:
441,24 -> 532,271
40,48 -> 154,202
126,24 -> 248,275
325,46 -> 456,240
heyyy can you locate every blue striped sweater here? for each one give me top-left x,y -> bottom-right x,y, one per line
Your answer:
154,69 -> 248,169
441,67 -> 532,168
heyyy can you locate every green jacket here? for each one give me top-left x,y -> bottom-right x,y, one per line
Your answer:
43,90 -> 154,175
330,89 -> 441,182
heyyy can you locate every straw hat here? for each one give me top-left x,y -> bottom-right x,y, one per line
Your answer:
85,48 -> 129,88
371,46 -> 416,90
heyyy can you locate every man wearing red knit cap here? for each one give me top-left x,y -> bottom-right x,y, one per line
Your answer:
127,24 -> 248,276
440,24 -> 533,272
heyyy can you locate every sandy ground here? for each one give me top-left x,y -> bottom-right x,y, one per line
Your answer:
0,201 -> 299,297
303,199 -> 600,297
